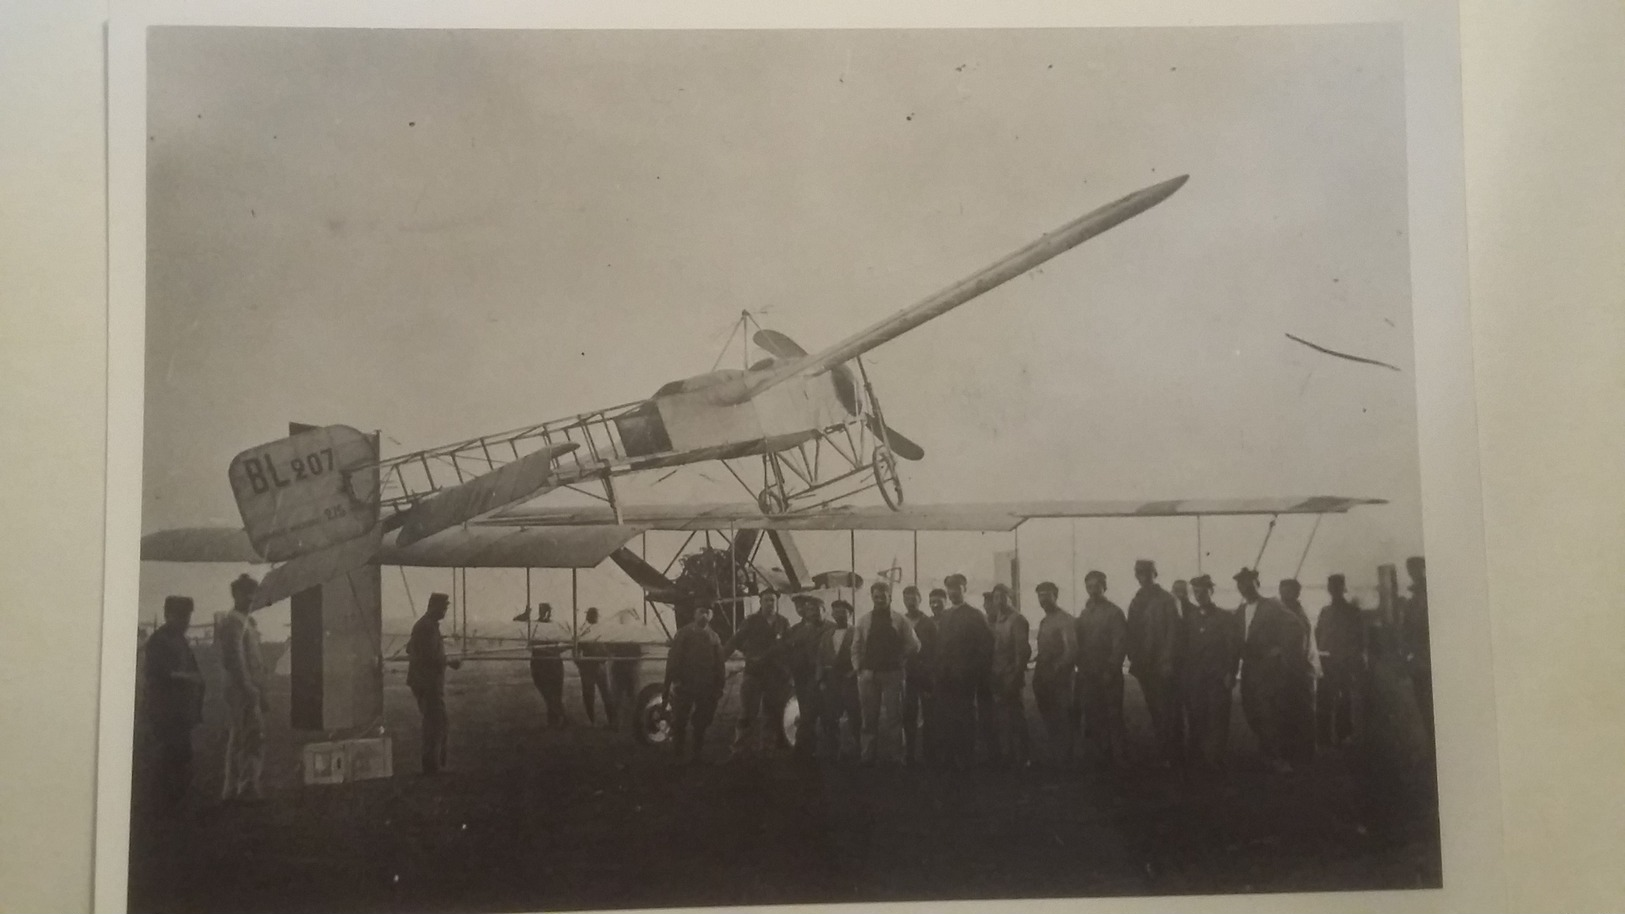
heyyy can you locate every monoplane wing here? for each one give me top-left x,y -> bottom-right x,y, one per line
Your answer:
485,495 -> 1384,532
724,175 -> 1189,406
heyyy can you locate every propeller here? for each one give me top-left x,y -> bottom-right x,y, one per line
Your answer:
752,329 -> 925,461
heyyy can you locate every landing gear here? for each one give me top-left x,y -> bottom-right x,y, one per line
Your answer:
757,485 -> 789,515
872,447 -> 904,511
633,683 -> 672,746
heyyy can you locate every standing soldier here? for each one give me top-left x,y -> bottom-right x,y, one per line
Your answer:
1278,579 -> 1321,764
900,585 -> 940,766
527,603 -> 569,730
217,573 -> 268,802
407,593 -> 462,775
817,600 -> 862,761
989,584 -> 1032,768
936,574 -> 994,769
785,595 -> 829,761
1031,582 -> 1078,769
852,582 -> 921,766
1126,559 -> 1183,768
574,607 -> 616,727
1235,568 -> 1297,774
1315,574 -> 1366,748
1075,571 -> 1128,769
1400,556 -> 1433,747
143,596 -> 205,813
925,587 -> 951,766
723,588 -> 790,758
664,605 -> 727,763
1180,575 -> 1240,769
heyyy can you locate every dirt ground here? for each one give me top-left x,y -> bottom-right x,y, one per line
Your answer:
127,659 -> 1441,913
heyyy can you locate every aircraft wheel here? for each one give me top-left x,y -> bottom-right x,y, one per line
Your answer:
633,683 -> 672,746
757,485 -> 789,515
872,448 -> 904,510
781,694 -> 800,749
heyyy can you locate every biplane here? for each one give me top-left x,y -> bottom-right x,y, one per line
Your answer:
138,172 -> 1387,737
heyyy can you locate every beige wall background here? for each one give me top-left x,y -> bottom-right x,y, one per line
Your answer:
1,1 -> 1621,911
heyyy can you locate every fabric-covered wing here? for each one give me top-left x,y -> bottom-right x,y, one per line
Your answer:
142,524 -> 640,569
484,495 -> 1384,532
377,525 -> 640,568
142,527 -> 265,563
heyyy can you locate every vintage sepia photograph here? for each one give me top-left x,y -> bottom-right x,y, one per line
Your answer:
116,19 -> 1446,914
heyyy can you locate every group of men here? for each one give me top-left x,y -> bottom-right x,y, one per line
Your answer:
658,557 -> 1434,774
139,572 -> 270,812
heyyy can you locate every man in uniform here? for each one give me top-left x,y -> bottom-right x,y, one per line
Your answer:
1278,579 -> 1322,763
900,585 -> 940,766
723,588 -> 791,758
1180,575 -> 1240,769
1315,573 -> 1366,748
1235,568 -> 1298,774
574,606 -> 616,727
1126,559 -> 1183,768
144,595 -> 205,813
664,604 -> 727,763
1031,582 -> 1077,768
1401,556 -> 1434,747
407,592 -> 462,774
1075,570 -> 1128,769
217,573 -> 268,801
988,584 -> 1032,768
527,603 -> 568,729
817,600 -> 862,761
852,582 -> 921,765
785,595 -> 829,760
936,574 -> 994,769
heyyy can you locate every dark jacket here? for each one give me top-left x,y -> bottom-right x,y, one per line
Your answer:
1076,598 -> 1127,678
936,602 -> 994,686
407,614 -> 449,692
1180,603 -> 1241,687
1126,584 -> 1181,680
666,623 -> 726,695
143,623 -> 204,730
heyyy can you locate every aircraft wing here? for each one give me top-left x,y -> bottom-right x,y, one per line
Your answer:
142,524 -> 641,568
484,495 -> 1385,532
726,175 -> 1188,405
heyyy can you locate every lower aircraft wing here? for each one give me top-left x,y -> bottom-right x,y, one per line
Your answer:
483,496 -> 1387,533
141,524 -> 642,567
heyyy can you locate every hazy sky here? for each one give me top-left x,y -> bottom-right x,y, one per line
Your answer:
141,25 -> 1418,633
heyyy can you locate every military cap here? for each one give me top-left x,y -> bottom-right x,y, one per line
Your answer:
163,595 -> 194,617
1233,567 -> 1260,583
1327,573 -> 1346,588
428,592 -> 450,609
1134,559 -> 1157,574
230,573 -> 259,596
1190,574 -> 1214,588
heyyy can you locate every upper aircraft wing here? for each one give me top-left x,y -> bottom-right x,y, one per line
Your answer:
484,495 -> 1385,533
724,175 -> 1189,406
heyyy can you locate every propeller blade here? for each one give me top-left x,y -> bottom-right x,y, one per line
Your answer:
867,416 -> 926,461
752,329 -> 809,360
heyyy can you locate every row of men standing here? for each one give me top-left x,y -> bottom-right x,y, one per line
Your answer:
657,558 -> 1413,773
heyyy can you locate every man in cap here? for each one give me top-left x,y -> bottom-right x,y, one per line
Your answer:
143,595 -> 205,813
527,603 -> 569,729
1400,556 -> 1433,747
1031,582 -> 1078,768
408,592 -> 463,774
988,584 -> 1032,768
900,584 -> 940,766
664,605 -> 727,763
1126,559 -> 1183,768
816,599 -> 862,761
1075,570 -> 1128,769
1278,579 -> 1321,763
852,581 -> 921,765
1315,574 -> 1366,748
217,573 -> 268,801
785,594 -> 830,761
724,588 -> 791,758
1179,575 -> 1240,769
1234,568 -> 1298,774
574,606 -> 617,727
935,573 -> 995,769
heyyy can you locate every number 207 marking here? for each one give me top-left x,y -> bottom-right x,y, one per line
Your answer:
241,447 -> 337,495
